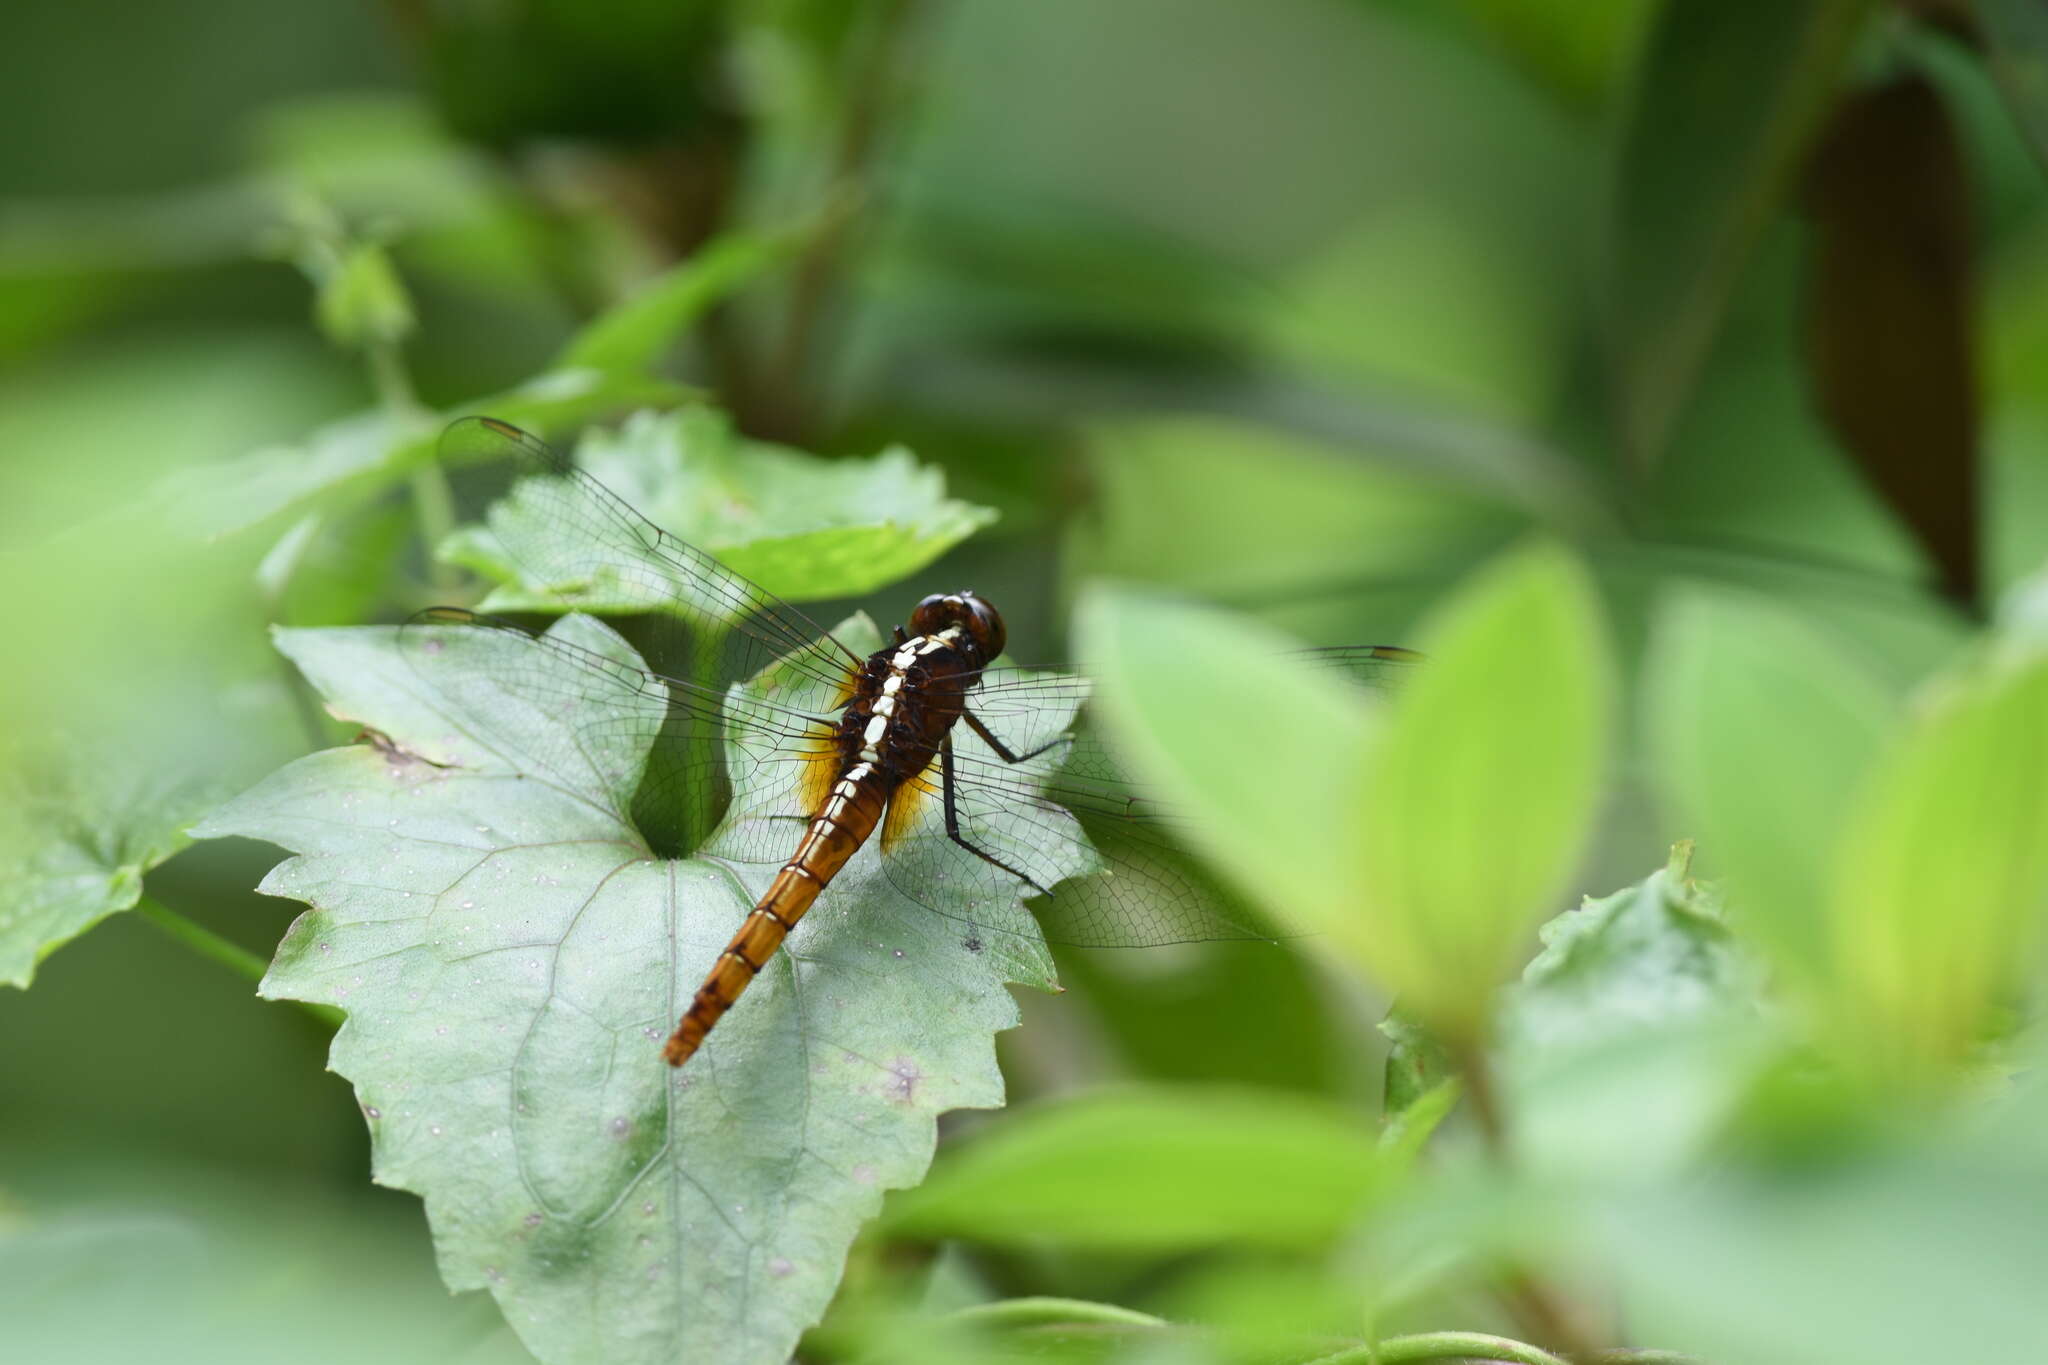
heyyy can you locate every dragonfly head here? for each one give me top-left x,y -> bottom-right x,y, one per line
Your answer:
912,590 -> 1006,662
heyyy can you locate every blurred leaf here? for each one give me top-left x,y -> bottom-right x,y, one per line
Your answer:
558,231 -> 796,374
1645,589 -> 1893,987
1498,845 -> 1765,1184
826,1296 -> 1174,1365
445,407 -> 995,605
259,502 -> 412,627
1054,939 -> 1348,1095
1980,0 -> 2048,180
1505,845 -> 1748,1053
1609,0 -> 1873,469
313,240 -> 416,350
1616,1074 -> 2048,1363
1424,0 -> 1655,105
1379,1009 -> 1455,1125
1259,201 -> 1570,426
416,0 -> 727,147
0,1181 -> 532,1365
1822,659 -> 2048,1085
1346,542 -> 1613,1043
248,92 -> 503,228
195,613 -> 1084,1365
1803,75 -> 1978,608
163,369 -> 689,541
1074,588 -> 1380,932
881,1088 -> 1383,1252
1072,416 -> 1517,605
0,749 -> 220,989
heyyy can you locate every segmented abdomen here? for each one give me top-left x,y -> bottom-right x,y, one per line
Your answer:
662,772 -> 891,1067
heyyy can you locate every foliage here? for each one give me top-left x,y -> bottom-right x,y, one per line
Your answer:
9,2 -> 2048,1364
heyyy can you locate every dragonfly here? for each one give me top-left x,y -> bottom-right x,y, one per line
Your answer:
413,416 -> 1417,1069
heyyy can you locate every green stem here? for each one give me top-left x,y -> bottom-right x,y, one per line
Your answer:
1307,1331 -> 1569,1365
135,898 -> 345,1030
367,337 -> 457,591
947,1298 -> 1165,1330
685,624 -> 731,852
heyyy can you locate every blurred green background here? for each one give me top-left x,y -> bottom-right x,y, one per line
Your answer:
7,1 -> 2048,1362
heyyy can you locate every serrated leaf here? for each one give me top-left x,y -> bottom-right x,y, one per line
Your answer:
1347,542 -> 1613,1043
0,747 -> 221,988
557,233 -> 795,375
196,612 -> 1089,1365
1497,847 -> 1764,1184
1507,845 -> 1750,1052
443,407 -> 996,606
1608,0 -> 1873,468
880,1087 -> 1384,1253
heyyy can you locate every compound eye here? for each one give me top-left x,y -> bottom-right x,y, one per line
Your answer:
909,593 -> 950,633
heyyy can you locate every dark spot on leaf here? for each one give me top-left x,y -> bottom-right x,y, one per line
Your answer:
962,935 -> 983,954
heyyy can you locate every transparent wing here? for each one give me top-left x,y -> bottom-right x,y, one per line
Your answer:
407,418 -> 870,857
399,608 -> 850,860
872,647 -> 1420,949
437,416 -> 862,696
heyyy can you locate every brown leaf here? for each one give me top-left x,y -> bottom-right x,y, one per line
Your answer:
1802,74 -> 1980,610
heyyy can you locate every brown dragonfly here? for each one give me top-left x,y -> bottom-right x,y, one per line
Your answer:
413,416 -> 1416,1068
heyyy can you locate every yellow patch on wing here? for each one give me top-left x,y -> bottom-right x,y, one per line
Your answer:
881,775 -> 935,853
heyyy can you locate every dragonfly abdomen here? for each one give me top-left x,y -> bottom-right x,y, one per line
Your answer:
662,767 -> 892,1067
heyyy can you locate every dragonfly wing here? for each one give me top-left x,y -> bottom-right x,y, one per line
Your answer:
877,645 -> 1420,947
398,609 -> 848,864
438,416 -> 861,696
862,671 -> 1275,949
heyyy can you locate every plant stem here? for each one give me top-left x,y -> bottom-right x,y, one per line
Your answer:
368,336 -> 456,590
1449,1038 -> 1603,1360
1307,1330 -> 1570,1365
763,0 -> 924,441
134,898 -> 345,1029
948,1297 -> 1165,1330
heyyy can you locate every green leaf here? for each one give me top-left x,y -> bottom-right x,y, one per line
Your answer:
1497,846 -> 1765,1184
195,613 -> 1089,1365
1073,587 -> 1380,932
164,368 -> 690,541
1608,0 -> 1873,468
1821,659 -> 2048,1085
1379,1009 -> 1456,1128
443,407 -> 996,606
0,746 -> 220,988
1615,1072 -> 2048,1364
1645,589 -> 1893,988
1981,0 -> 2048,181
1346,542 -> 1613,1043
557,232 -> 796,375
880,1087 -> 1384,1252
1071,416 -> 1519,605
313,240 -> 416,350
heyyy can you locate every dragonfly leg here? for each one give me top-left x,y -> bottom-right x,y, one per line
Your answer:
962,709 -> 1065,765
939,735 -> 1052,896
